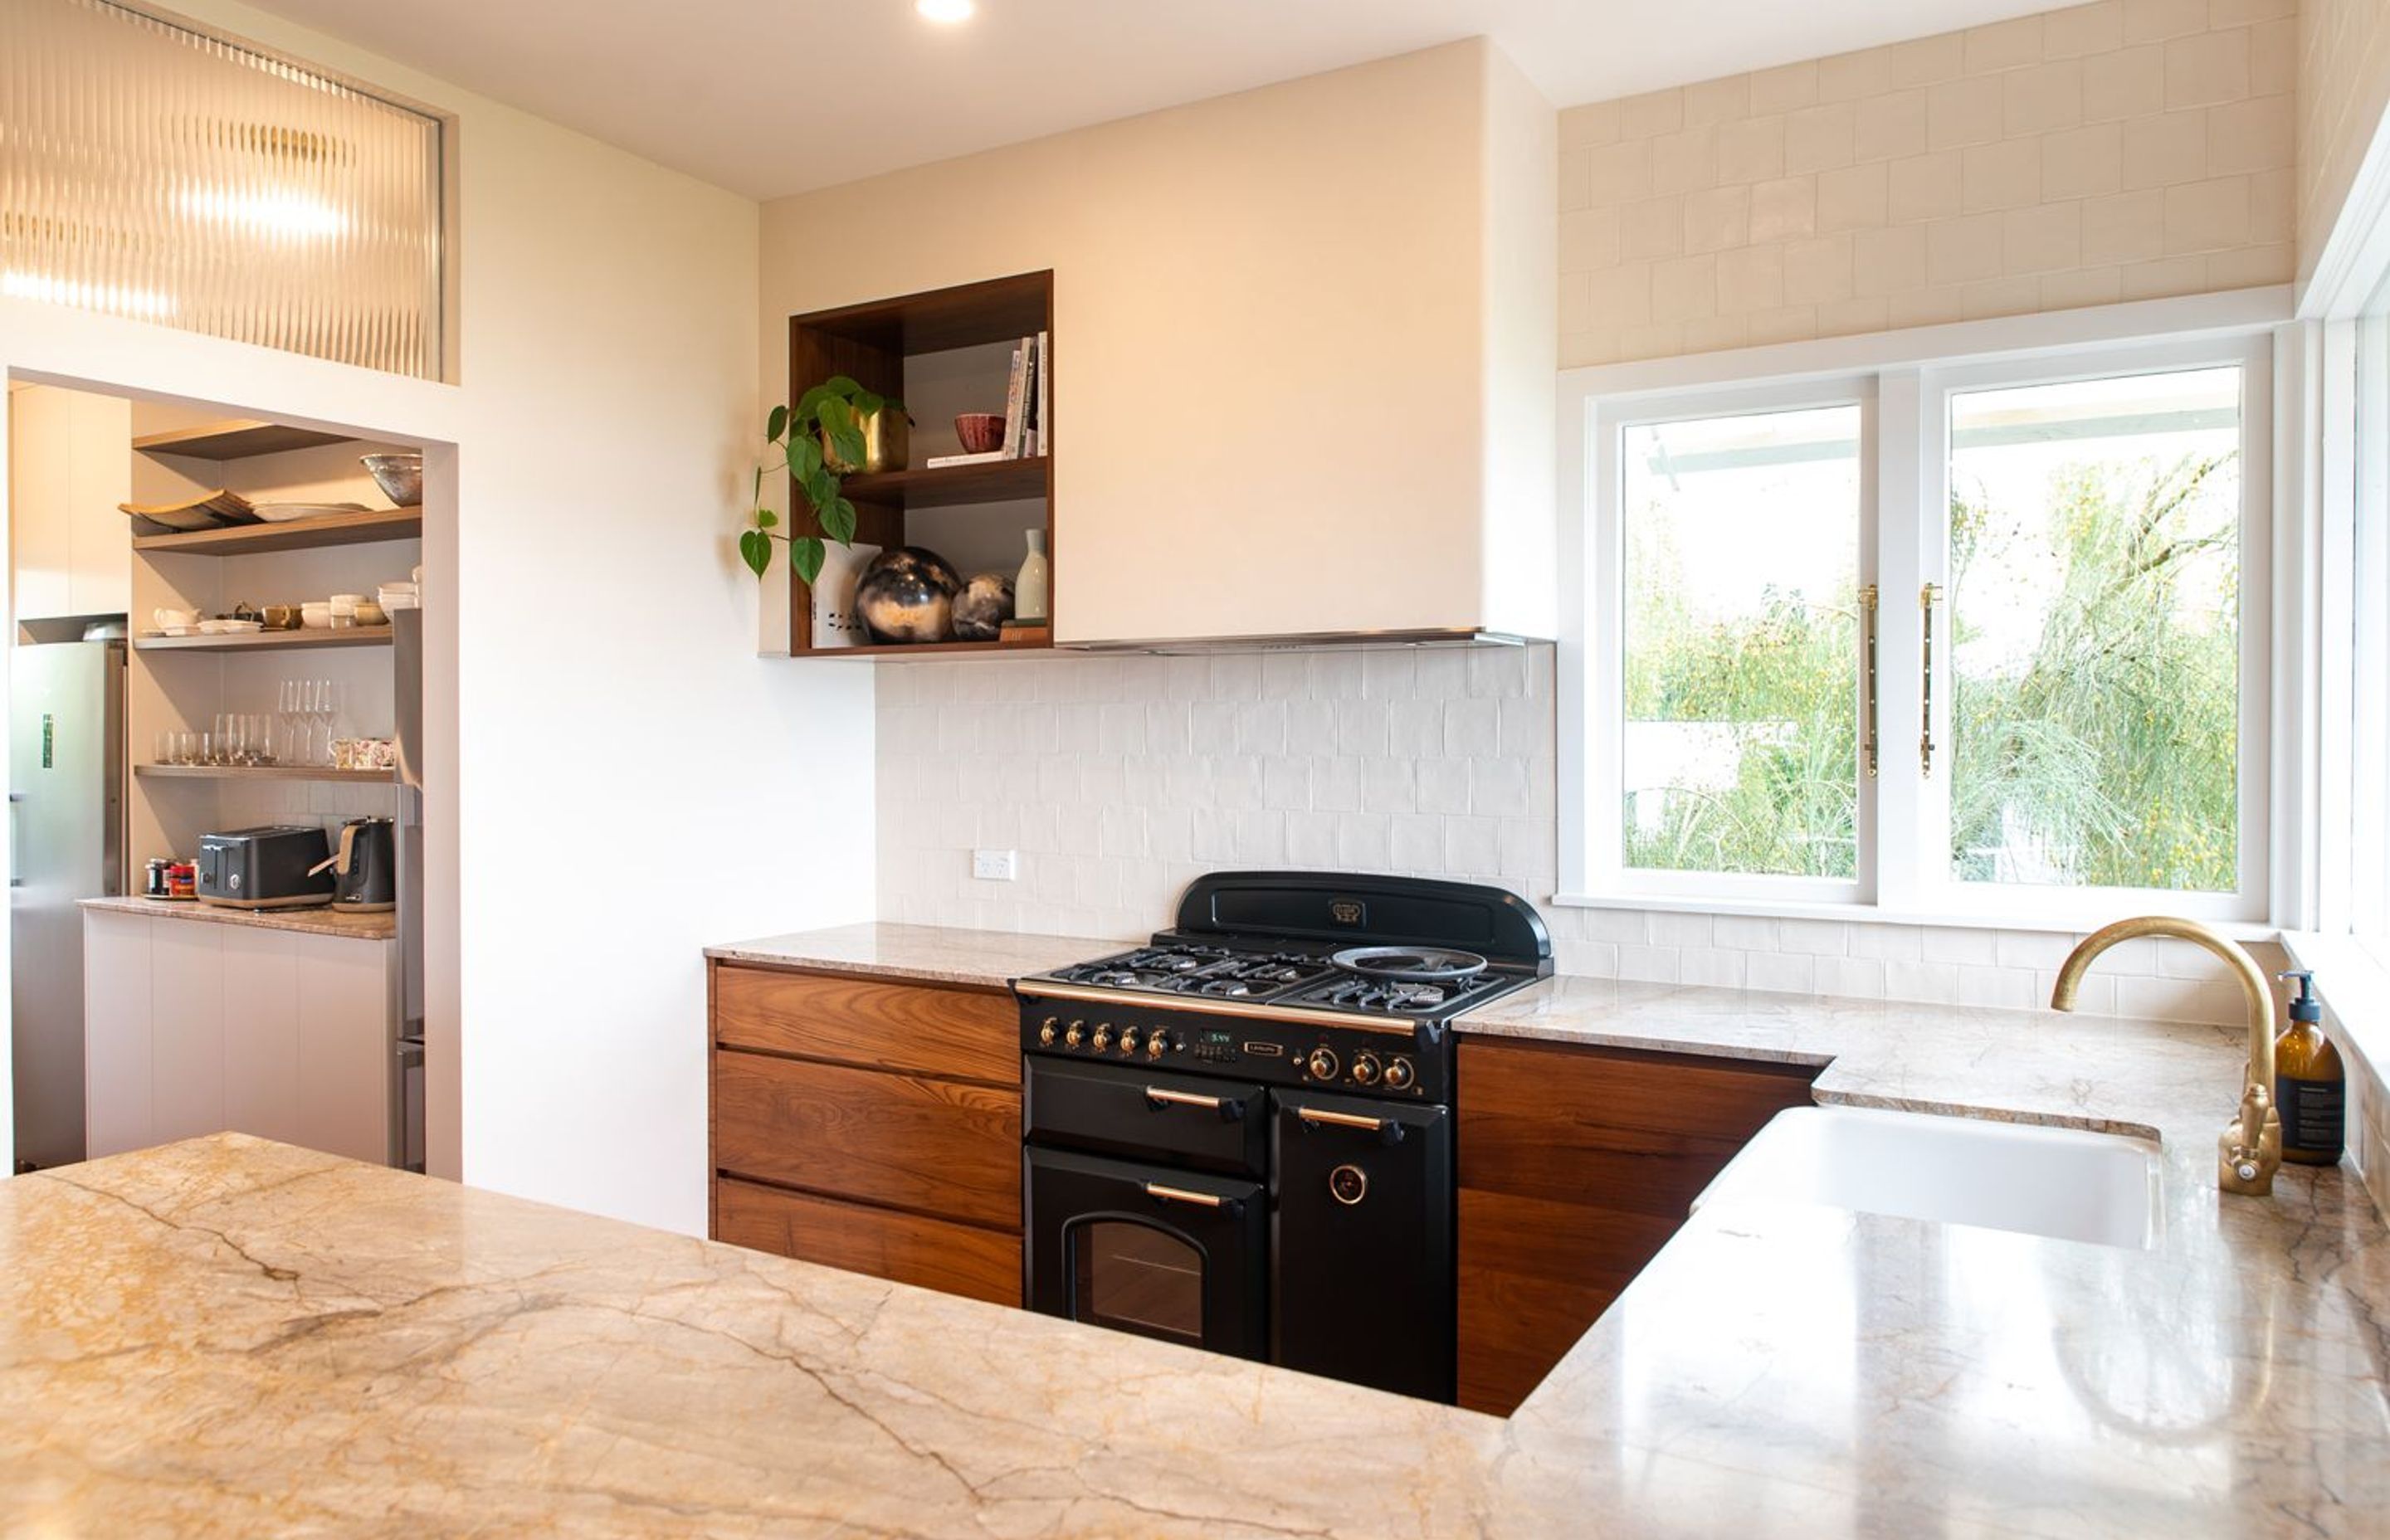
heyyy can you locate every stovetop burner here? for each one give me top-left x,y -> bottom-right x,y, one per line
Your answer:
1329,945 -> 1489,982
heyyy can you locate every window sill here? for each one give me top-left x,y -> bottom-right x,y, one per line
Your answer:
1549,889 -> 2282,943
2278,931 -> 2390,1079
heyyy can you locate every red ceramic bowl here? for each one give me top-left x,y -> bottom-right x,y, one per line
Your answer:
955,412 -> 1007,454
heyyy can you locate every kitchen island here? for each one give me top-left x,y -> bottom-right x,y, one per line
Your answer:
5,924 -> 2385,1535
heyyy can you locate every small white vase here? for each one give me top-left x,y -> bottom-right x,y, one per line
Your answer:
1014,529 -> 1050,623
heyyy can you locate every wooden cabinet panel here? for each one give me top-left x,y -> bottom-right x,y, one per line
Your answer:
715,1050 -> 1022,1229
714,965 -> 1018,1085
1456,1036 -> 1817,1416
717,1177 -> 1021,1308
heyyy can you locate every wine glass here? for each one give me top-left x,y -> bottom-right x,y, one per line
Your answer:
315,679 -> 341,766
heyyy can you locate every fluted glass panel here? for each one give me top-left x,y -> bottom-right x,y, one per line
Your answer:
1,0 -> 441,378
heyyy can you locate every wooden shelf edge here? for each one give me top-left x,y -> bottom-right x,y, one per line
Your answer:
134,763 -> 398,783
785,639 -> 1054,660
132,420 -> 359,461
133,627 -> 393,654
132,507 -> 422,555
839,456 -> 1050,510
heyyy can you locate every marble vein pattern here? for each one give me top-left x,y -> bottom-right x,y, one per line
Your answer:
705,921 -> 1122,988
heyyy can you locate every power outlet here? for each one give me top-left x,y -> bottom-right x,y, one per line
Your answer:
972,848 -> 1019,882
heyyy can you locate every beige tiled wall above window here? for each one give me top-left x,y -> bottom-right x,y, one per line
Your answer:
1559,0 -> 2297,367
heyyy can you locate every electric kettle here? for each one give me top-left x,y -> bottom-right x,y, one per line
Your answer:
310,817 -> 397,912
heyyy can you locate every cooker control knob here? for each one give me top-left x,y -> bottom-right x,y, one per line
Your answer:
1383,1056 -> 1416,1091
1119,1026 -> 1141,1055
1305,1046 -> 1339,1081
1349,1052 -> 1382,1086
1064,1021 -> 1085,1049
1091,1026 -> 1114,1053
1146,1033 -> 1170,1060
1037,1019 -> 1058,1046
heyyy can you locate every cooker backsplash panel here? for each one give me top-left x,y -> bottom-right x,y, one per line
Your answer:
875,644 -> 2278,1026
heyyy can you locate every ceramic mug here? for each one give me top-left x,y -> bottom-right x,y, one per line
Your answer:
261,605 -> 300,631
153,607 -> 198,631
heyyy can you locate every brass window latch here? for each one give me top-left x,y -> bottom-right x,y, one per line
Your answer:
1919,582 -> 1943,777
1860,585 -> 1880,778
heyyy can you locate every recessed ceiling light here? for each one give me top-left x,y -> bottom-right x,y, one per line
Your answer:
916,0 -> 974,22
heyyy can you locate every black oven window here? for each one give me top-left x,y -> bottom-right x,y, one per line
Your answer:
1069,1221 -> 1202,1348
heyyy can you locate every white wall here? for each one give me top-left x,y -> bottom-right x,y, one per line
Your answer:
1,0 -> 872,1234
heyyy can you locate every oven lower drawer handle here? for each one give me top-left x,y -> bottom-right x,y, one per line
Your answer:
1296,1106 -> 1407,1143
1143,1182 -> 1240,1215
1144,1086 -> 1244,1121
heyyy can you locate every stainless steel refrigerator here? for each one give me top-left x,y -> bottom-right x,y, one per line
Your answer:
9,637 -> 124,1172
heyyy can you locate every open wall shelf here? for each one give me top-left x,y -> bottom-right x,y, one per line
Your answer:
133,420 -> 356,460
133,508 -> 421,555
134,627 -> 392,654
135,763 -> 397,784
784,270 -> 1054,660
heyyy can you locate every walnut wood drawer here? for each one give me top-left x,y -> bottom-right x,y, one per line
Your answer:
1454,1036 -> 1819,1416
716,1177 -> 1021,1308
714,1049 -> 1022,1229
1459,1037 -> 1818,1216
714,963 -> 1019,1086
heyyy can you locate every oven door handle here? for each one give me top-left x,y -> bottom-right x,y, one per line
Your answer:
1144,1086 -> 1245,1121
1295,1106 -> 1408,1144
1143,1181 -> 1241,1216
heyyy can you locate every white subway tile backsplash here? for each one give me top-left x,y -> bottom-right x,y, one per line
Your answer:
1618,943 -> 1683,982
1851,923 -> 1926,961
1814,955 -> 1888,998
1649,910 -> 1716,947
1780,918 -> 1853,955
1748,950 -> 1818,994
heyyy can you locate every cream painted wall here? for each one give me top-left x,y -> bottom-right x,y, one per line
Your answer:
1,0 -> 872,1235
2297,0 -> 2390,293
1558,0 -> 2299,366
758,39 -> 1554,646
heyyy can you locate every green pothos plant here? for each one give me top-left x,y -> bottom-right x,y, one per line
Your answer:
738,376 -> 902,583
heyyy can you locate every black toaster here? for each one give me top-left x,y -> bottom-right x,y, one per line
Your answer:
196,826 -> 336,909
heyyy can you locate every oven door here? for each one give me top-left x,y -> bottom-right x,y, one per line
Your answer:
1271,1089 -> 1455,1402
1025,1145 -> 1268,1361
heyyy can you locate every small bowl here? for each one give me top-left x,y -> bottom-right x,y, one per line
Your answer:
300,604 -> 332,630
361,452 -> 423,507
954,412 -> 1007,454
354,600 -> 388,626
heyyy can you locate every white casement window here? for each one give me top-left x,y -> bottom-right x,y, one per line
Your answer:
1567,322 -> 2276,928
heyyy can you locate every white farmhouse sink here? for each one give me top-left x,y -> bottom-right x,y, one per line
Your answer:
1693,1105 -> 2160,1250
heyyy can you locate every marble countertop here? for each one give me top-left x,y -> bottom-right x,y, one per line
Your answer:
12,923 -> 2379,1535
705,920 -> 1120,987
80,893 -> 398,942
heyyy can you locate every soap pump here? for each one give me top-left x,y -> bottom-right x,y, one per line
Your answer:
2274,970 -> 2344,1167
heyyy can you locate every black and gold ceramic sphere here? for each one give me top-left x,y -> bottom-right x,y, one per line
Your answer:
953,573 -> 1016,641
856,547 -> 963,644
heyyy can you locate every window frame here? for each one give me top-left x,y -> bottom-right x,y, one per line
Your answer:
1588,377 -> 1879,908
1558,301 -> 2285,930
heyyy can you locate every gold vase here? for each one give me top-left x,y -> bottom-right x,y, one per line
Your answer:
822,407 -> 909,475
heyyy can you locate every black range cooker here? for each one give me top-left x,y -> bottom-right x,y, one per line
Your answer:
1014,871 -> 1551,1402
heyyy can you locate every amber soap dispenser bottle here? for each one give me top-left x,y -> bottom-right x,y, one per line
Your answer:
2275,970 -> 2344,1166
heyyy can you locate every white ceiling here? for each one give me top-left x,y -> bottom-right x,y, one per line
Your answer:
251,0 -> 2058,200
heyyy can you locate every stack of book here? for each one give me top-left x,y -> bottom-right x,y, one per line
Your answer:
925,331 -> 1049,468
